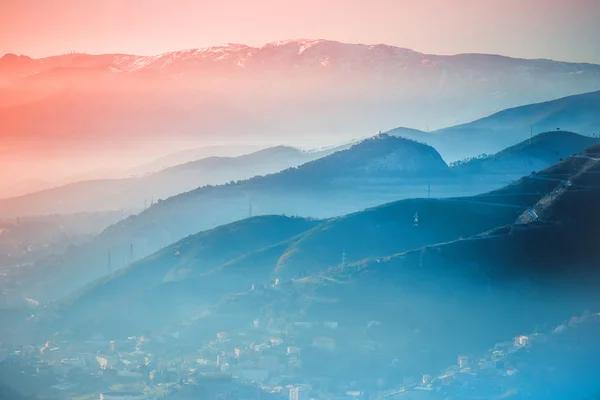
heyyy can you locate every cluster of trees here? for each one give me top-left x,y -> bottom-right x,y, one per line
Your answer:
448,153 -> 489,168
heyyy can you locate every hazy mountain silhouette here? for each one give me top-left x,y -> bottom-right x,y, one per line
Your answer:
388,90 -> 600,160
3,40 -> 600,187
11,135 -> 457,303
45,142 -> 600,339
126,144 -> 268,176
0,145 -> 349,216
453,130 -> 599,175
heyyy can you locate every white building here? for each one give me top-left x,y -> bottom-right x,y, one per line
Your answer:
458,355 -> 469,369
421,374 -> 432,385
514,335 -> 529,347
289,386 -> 309,400
216,354 -> 229,367
99,392 -> 147,400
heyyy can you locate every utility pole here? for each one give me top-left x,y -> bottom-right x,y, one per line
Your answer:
413,212 -> 419,227
529,125 -> 533,145
427,183 -> 431,199
108,250 -> 112,274
341,249 -> 346,269
129,244 -> 134,263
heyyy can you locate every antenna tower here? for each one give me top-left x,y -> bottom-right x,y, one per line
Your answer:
530,125 -> 533,144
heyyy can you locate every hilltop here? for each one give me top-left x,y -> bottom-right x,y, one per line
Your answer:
452,130 -> 599,175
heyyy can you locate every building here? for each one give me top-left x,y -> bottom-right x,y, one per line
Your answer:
421,374 -> 432,385
216,354 -> 229,367
458,355 -> 469,369
234,348 -> 244,358
514,335 -> 529,347
287,346 -> 301,355
99,392 -> 147,400
289,386 -> 309,400
96,354 -> 110,370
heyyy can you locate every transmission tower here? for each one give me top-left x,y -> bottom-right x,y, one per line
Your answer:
529,125 -> 533,145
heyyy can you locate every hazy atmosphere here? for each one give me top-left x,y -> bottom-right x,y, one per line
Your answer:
1,1 -> 600,400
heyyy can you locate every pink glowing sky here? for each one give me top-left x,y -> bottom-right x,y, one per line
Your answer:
1,0 -> 600,63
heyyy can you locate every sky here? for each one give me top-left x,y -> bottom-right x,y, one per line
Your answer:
1,0 -> 600,63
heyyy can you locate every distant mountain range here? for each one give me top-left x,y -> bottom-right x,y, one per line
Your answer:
2,39 -> 600,184
127,144 -> 268,176
39,142 -> 600,380
453,130 -> 599,175
0,144 -> 351,216
388,90 -> 600,160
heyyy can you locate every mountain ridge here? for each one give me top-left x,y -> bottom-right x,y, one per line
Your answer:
453,130 -> 599,174
3,39 -> 600,189
4,39 -> 600,70
0,144 -> 349,215
388,90 -> 600,160
4,135 -> 459,303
